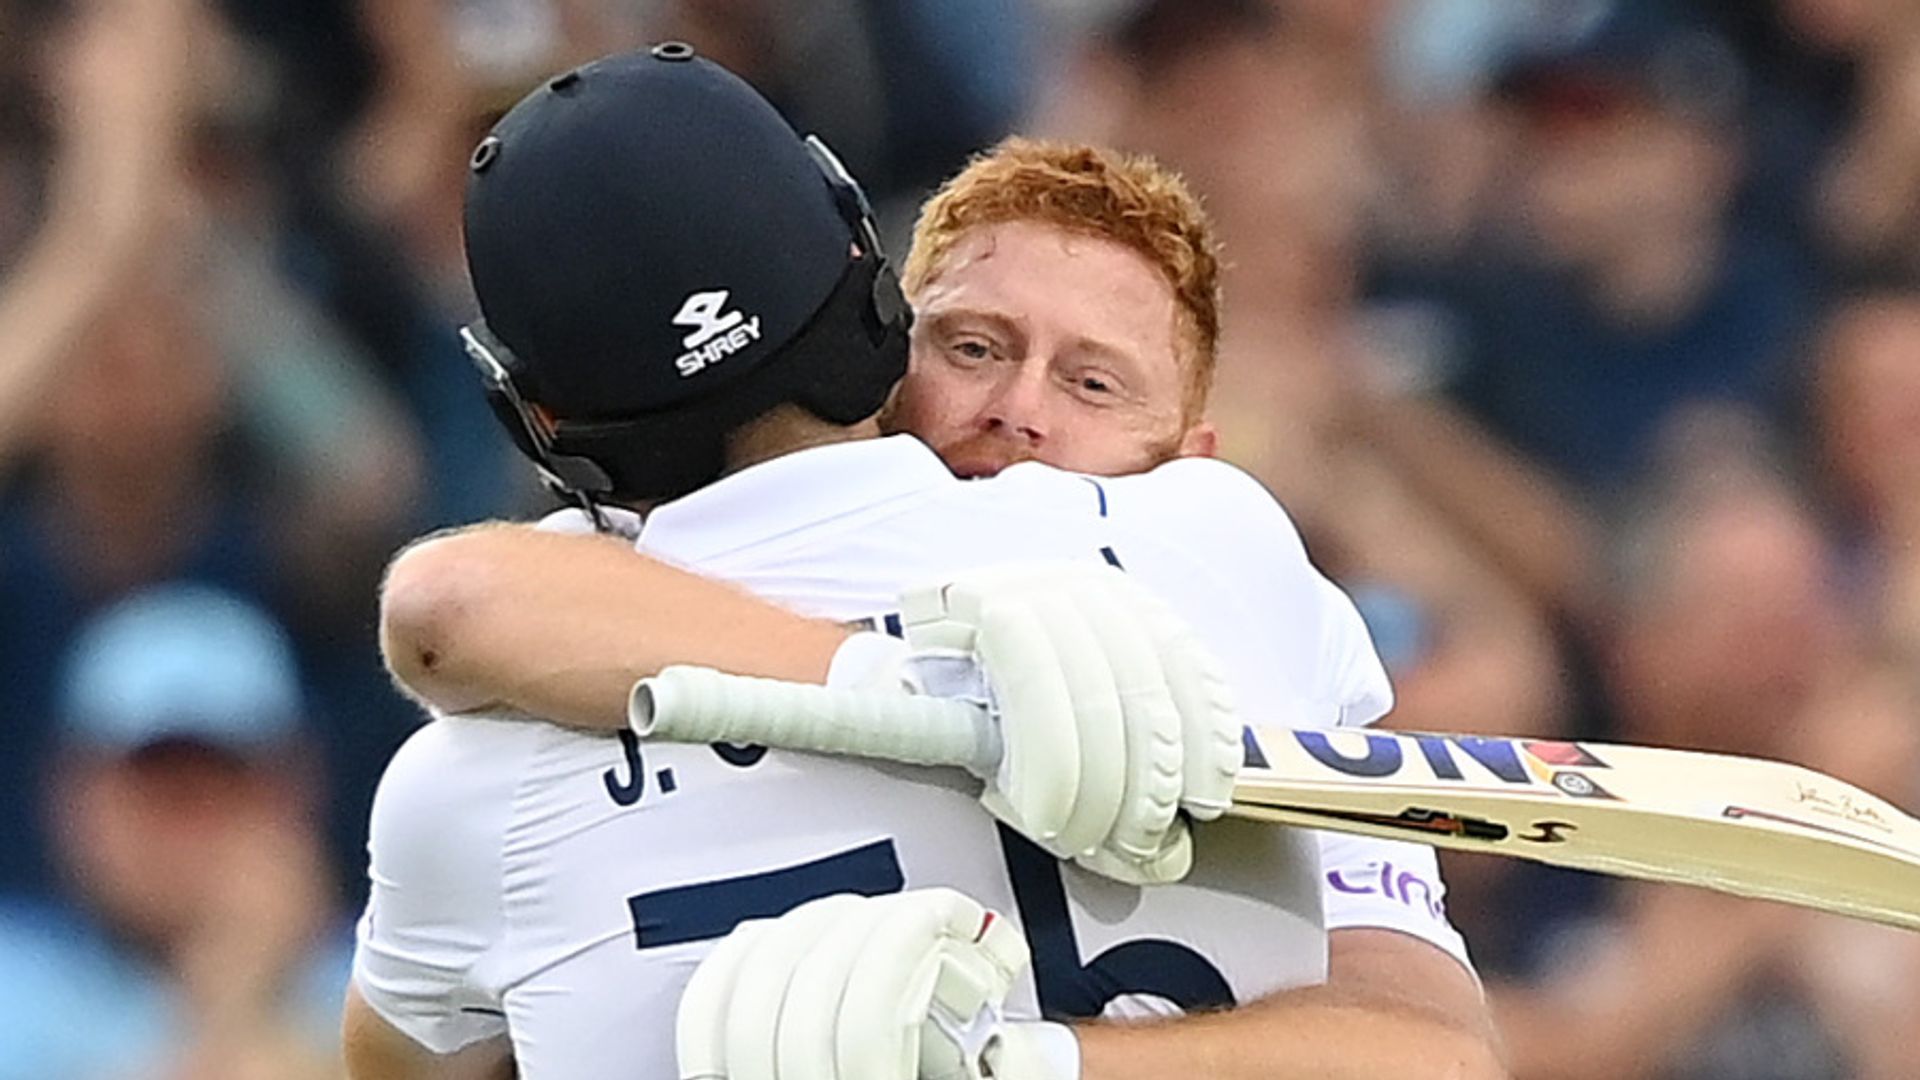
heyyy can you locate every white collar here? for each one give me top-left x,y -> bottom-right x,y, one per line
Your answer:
635,435 -> 953,562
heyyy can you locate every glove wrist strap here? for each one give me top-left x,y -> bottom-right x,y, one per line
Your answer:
825,630 -> 913,691
985,1021 -> 1081,1080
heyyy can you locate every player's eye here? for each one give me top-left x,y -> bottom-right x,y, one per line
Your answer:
950,339 -> 994,362
1068,370 -> 1121,403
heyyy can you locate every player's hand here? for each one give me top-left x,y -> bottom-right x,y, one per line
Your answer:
677,888 -> 1077,1080
831,562 -> 1242,885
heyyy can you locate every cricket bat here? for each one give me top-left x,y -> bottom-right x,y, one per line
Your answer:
630,665 -> 1920,932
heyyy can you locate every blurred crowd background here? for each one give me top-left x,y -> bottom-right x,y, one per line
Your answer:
4,0 -> 1920,1076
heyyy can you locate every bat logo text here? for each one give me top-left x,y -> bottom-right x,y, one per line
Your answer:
1287,731 -> 1615,798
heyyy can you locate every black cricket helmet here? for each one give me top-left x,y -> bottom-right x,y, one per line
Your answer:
461,43 -> 910,505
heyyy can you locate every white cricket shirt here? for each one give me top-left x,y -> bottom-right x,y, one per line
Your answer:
353,436 -> 1471,1076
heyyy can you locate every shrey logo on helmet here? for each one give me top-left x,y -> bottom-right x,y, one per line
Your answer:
674,289 -> 764,377
460,46 -> 909,503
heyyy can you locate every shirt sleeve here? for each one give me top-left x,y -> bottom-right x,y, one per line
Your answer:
352,717 -> 525,1055
1100,458 -> 1395,727
1317,831 -> 1476,979
1318,577 -> 1394,728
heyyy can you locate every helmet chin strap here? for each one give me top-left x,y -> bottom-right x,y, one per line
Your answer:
544,474 -> 613,532
461,323 -> 618,530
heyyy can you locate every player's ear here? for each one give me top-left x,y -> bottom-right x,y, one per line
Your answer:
1176,420 -> 1218,459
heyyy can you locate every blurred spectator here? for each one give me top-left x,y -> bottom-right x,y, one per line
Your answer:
0,584 -> 349,1080
208,0 -> 527,529
1447,7 -> 1812,496
1483,410 -> 1920,1080
0,238 -> 383,894
1608,412 -> 1849,760
1695,0 -> 1853,264
1353,3 -> 1820,627
0,0 -> 433,898
0,0 -> 206,894
1798,1 -> 1920,284
658,0 -> 1040,242
1812,292 -> 1920,664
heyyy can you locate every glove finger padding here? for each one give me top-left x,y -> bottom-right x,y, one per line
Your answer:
678,917 -> 775,1080
1057,573 -> 1184,864
1132,589 -> 1241,821
941,597 -> 1081,846
776,905 -> 890,1079
977,588 -> 1126,859
724,895 -> 868,1080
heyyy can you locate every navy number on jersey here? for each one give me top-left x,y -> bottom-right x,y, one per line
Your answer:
1000,826 -> 1232,1017
626,840 -> 905,948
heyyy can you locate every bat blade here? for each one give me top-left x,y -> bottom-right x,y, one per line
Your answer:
632,667 -> 1920,931
1230,726 -> 1920,932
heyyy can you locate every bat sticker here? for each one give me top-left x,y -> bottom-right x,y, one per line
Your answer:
1550,771 -> 1618,800
1271,804 -> 1510,843
1520,821 -> 1578,844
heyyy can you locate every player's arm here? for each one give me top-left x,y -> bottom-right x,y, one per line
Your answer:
390,523 -> 1239,884
1070,829 -> 1502,1079
343,985 -> 513,1080
1071,844 -> 1502,1080
1328,926 -> 1497,1048
1072,932 -> 1502,1080
349,720 -> 523,1078
380,521 -> 849,725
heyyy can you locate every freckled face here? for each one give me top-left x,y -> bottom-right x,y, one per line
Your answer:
884,221 -> 1201,477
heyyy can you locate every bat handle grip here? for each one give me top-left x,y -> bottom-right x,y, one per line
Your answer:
630,666 -> 1002,776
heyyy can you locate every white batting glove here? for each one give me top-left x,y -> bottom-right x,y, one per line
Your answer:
828,562 -> 1242,885
677,888 -> 1078,1080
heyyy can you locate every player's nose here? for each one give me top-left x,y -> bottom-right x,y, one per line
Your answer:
980,363 -> 1050,446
